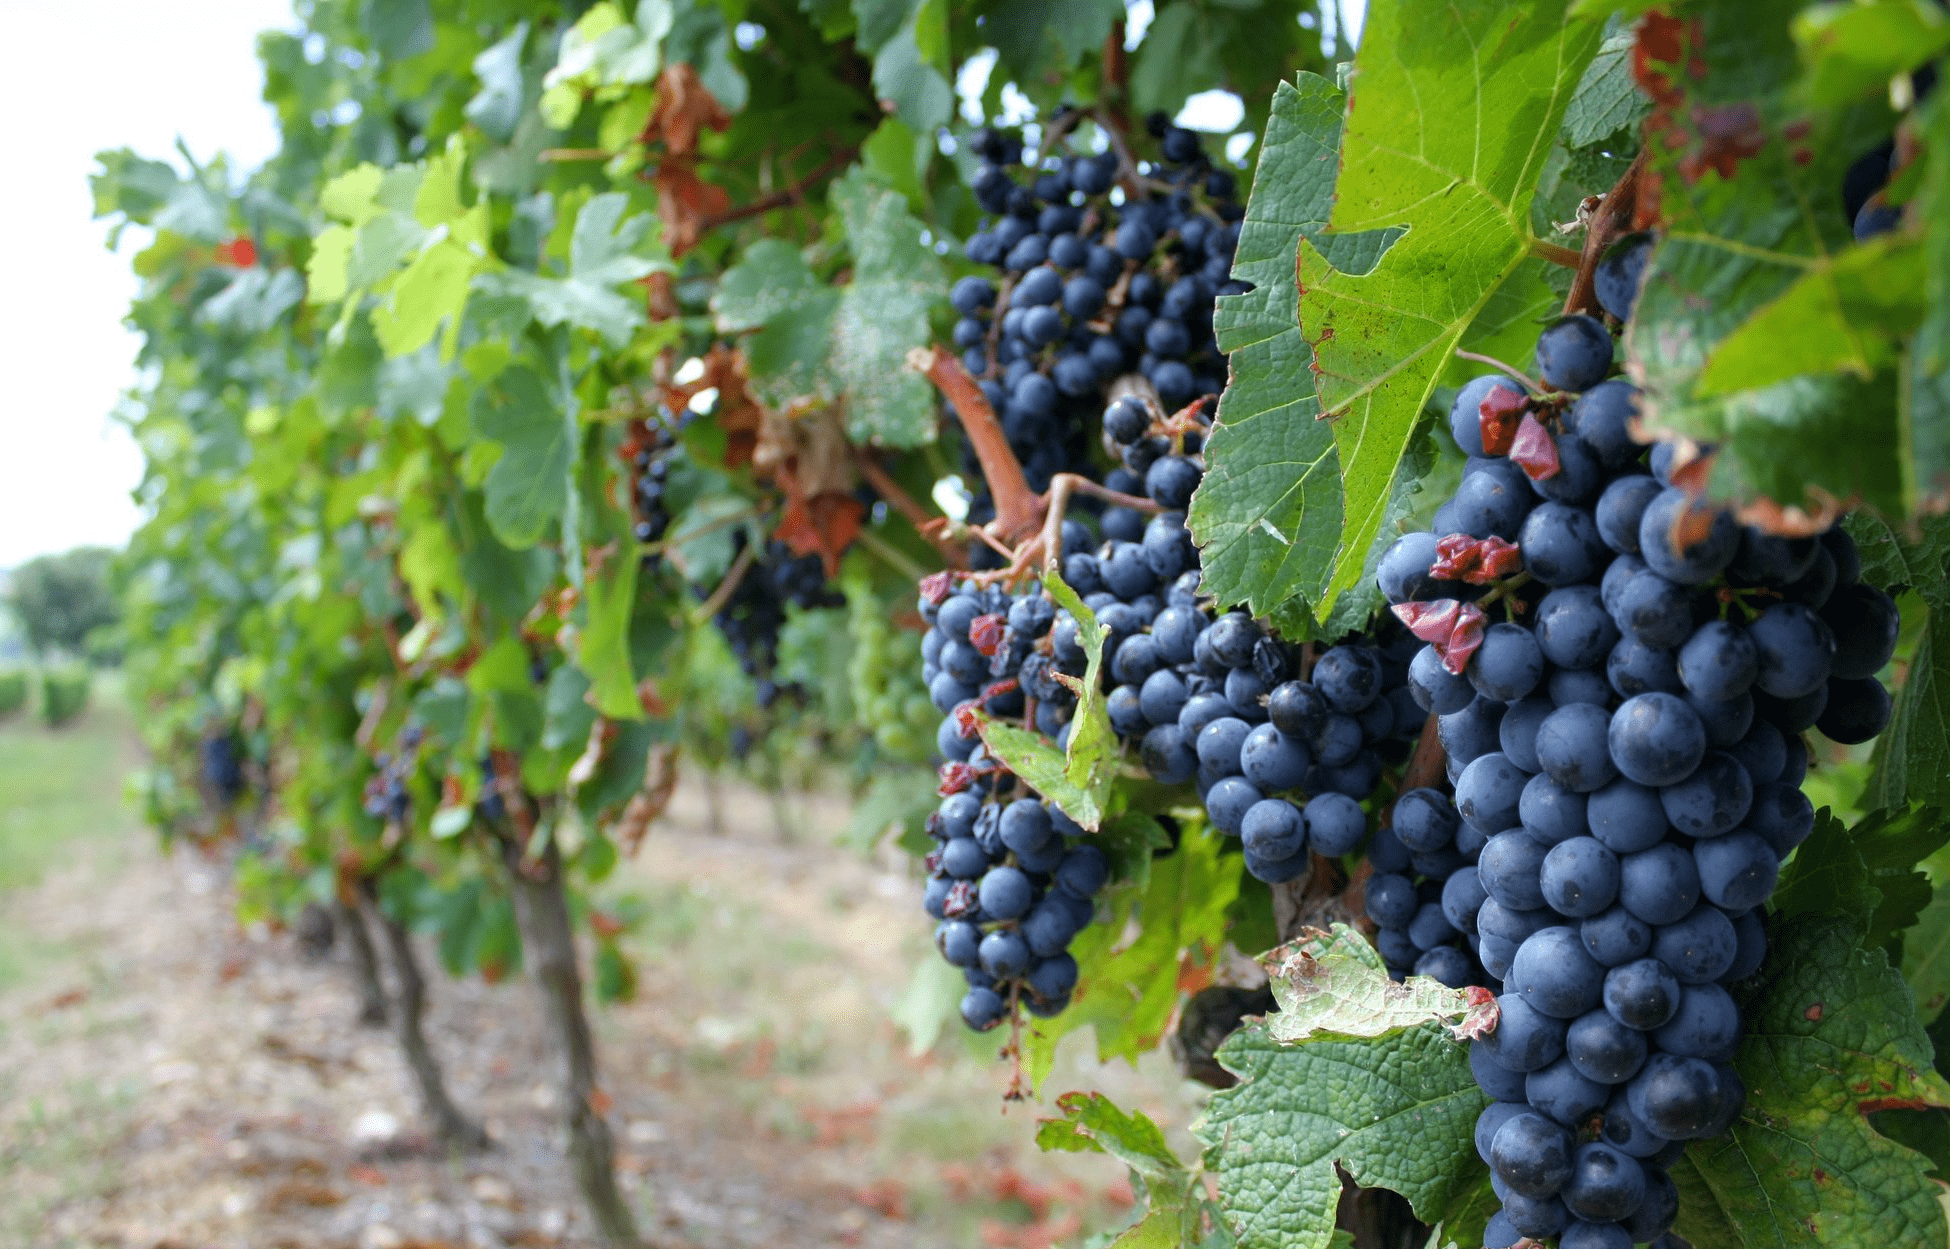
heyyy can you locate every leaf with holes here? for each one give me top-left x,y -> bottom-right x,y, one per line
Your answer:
1672,912 -> 1950,1248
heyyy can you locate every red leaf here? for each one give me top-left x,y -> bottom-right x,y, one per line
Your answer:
215,237 -> 258,267
1430,535 -> 1522,585
968,613 -> 1007,656
919,572 -> 954,605
774,490 -> 863,578
1510,414 -> 1562,481
1479,385 -> 1528,455
1480,539 -> 1524,580
942,880 -> 979,918
1391,599 -> 1489,673
937,762 -> 975,795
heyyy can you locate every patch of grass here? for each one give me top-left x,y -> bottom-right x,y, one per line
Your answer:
0,674 -> 145,992
0,1075 -> 139,1246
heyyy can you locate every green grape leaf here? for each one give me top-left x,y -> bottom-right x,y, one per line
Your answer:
827,167 -> 947,446
1301,0 -> 1603,612
1672,912 -> 1950,1248
1563,30 -> 1649,146
472,193 -> 669,348
1189,75 -> 1351,617
1260,924 -> 1496,1046
1847,512 -> 1950,607
579,543 -> 641,719
466,22 -> 531,140
985,0 -> 1121,81
1623,1 -> 1916,518
892,953 -> 965,1056
197,268 -> 306,336
1045,573 -> 1118,807
975,716 -> 1106,831
1903,870 -> 1950,1022
1037,1092 -> 1226,1249
360,0 -> 433,61
1198,1016 -> 1490,1249
713,170 -> 944,447
1790,0 -> 1950,107
868,17 -> 952,132
1864,606 -> 1950,812
1021,826 -> 1241,1090
469,365 -> 569,548
1910,88 -> 1950,504
1775,805 -> 1950,951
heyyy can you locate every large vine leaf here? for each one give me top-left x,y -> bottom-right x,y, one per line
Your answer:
1774,805 -> 1950,954
472,192 -> 669,348
1849,513 -> 1950,812
1189,75 -> 1351,617
1622,0 -> 1925,518
1672,912 -> 1950,1248
1198,1009 -> 1491,1249
1301,0 -> 1603,611
469,364 -> 568,548
711,167 -> 945,447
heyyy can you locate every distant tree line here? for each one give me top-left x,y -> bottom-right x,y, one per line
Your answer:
5,546 -> 122,663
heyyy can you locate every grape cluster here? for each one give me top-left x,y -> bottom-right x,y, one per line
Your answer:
950,118 -> 1245,565
919,578 -> 1113,1030
628,415 -> 683,564
1091,395 -> 1425,883
200,732 -> 247,805
1371,310 -> 1901,1248
363,725 -> 424,824
707,534 -> 845,708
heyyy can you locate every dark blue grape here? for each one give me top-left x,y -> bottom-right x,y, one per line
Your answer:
961,986 -> 1007,1030
1581,905 -> 1654,968
1027,952 -> 1079,1002
1484,993 -> 1570,1072
1820,583 -> 1900,680
1410,646 -> 1476,714
1531,431 -> 1605,505
1315,645 -> 1384,712
1481,898 -> 1557,948
1604,957 -> 1681,1031
1536,314 -> 1614,392
1599,1088 -> 1672,1158
1511,927 -> 1606,1018
1440,696 -> 1509,774
1520,500 -> 1609,586
1491,1111 -> 1576,1198
1395,787 -> 1461,852
1817,675 -> 1891,743
1456,752 -> 1527,835
1178,692 -> 1234,740
1140,723 -> 1196,782
1606,637 -> 1682,698
1443,866 -> 1488,934
1755,681 -> 1828,732
1241,798 -> 1307,860
1568,379 -> 1644,470
1205,776 -> 1262,836
1535,703 -> 1619,793
1195,716 -> 1251,776
1310,713 -> 1364,767
1454,467 -> 1536,540
1617,842 -> 1701,927
1527,1054 -> 1611,1127
1726,908 -> 1767,980
1622,1166 -> 1679,1243
1608,693 -> 1706,787
1550,667 -> 1613,707
1639,488 -> 1739,584
1693,830 -> 1778,911
1566,1008 -> 1648,1084
1366,872 -> 1420,929
1244,846 -> 1309,884
1563,1142 -> 1646,1224
1585,778 -> 1668,855
1687,689 -> 1754,748
937,920 -> 983,966
1658,751 -> 1752,837
1469,623 -> 1545,701
1541,837 -> 1621,919
1021,895 -> 1080,953
1651,903 -> 1737,985
1239,722 -> 1310,792
1414,945 -> 1472,988
1378,531 -> 1456,603
1408,901 -> 1459,951
1651,982 -> 1741,1061
951,275 -> 997,314
1677,621 -> 1757,702
1477,1100 -> 1531,1165
1594,232 -> 1653,323
978,866 -> 1034,920
1305,792 -> 1367,855
1594,473 -> 1663,556
1535,585 -> 1620,670
1206,613 -> 1260,668
941,837 -> 991,879
1745,781 -> 1814,858
1521,773 -> 1590,845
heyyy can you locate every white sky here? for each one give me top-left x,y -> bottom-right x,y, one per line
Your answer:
0,0 -> 1365,570
0,0 -> 295,568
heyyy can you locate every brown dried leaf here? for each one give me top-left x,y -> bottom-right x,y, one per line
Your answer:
643,63 -> 731,157
650,158 -> 731,256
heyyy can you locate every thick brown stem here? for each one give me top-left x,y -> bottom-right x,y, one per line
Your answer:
854,450 -> 967,567
334,896 -> 389,1027
1528,238 -> 1584,269
358,883 -> 490,1152
696,145 -> 857,232
500,834 -> 641,1246
1563,149 -> 1649,318
691,541 -> 757,623
908,346 -> 1042,540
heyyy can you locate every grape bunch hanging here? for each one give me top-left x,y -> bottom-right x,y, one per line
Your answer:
1371,276 -> 1900,1247
948,115 -> 1245,566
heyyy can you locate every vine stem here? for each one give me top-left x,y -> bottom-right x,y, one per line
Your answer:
1528,237 -> 1584,268
690,541 -> 757,625
853,449 -> 968,567
695,144 -> 858,232
1563,148 -> 1649,319
908,346 -> 1043,540
1453,349 -> 1546,396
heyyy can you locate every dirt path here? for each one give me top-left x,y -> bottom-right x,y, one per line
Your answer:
1,754 -> 1208,1249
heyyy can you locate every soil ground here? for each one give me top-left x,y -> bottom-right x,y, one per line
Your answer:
0,683 -> 1209,1249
